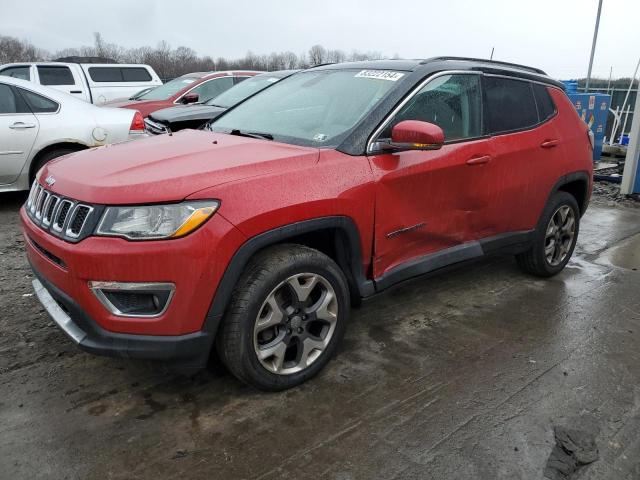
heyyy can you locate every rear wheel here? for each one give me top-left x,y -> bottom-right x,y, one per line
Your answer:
216,244 -> 349,391
516,191 -> 580,277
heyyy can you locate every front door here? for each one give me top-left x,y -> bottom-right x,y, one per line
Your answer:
368,73 -> 494,279
0,83 -> 39,185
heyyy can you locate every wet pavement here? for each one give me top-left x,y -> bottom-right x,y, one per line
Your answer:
1,191 -> 640,479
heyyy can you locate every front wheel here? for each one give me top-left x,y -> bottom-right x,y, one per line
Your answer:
216,244 -> 350,391
516,191 -> 580,277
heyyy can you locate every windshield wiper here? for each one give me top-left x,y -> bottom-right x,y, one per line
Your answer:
229,129 -> 273,141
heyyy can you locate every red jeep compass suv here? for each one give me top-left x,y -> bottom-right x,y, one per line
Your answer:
22,57 -> 593,390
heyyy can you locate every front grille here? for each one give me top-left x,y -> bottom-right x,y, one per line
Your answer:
144,117 -> 169,135
53,200 -> 72,232
67,205 -> 92,238
43,195 -> 59,226
25,183 -> 100,243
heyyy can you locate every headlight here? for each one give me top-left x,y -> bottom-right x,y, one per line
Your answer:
96,200 -> 219,240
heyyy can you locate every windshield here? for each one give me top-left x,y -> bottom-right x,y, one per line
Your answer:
137,76 -> 198,101
206,75 -> 283,108
210,69 -> 404,147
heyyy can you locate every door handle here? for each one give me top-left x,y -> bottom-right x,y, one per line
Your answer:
541,139 -> 559,148
466,155 -> 492,166
9,122 -> 36,129
70,90 -> 82,94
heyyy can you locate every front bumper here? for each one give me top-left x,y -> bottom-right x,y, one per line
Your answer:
31,266 -> 212,368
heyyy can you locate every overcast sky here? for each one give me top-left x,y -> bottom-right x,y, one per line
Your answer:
1,0 -> 638,79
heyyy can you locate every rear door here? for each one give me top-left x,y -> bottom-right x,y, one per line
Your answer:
35,65 -> 87,101
368,72 -> 496,278
482,76 -> 565,233
0,83 -> 39,185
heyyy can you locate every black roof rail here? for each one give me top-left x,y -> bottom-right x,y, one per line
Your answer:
422,56 -> 547,75
305,62 -> 336,69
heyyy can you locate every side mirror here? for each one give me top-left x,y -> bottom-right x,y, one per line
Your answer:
182,93 -> 199,104
385,120 -> 444,151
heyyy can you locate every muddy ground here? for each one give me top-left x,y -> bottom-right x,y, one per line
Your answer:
2,187 -> 640,479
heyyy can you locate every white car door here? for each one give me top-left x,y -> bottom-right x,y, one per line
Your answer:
0,83 -> 39,185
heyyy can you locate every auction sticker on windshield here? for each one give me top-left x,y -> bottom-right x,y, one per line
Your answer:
355,70 -> 405,81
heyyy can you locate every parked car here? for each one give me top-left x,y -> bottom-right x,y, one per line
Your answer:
23,57 -> 593,391
105,71 -> 260,118
128,86 -> 157,101
144,70 -> 298,134
0,76 -> 146,192
0,62 -> 162,105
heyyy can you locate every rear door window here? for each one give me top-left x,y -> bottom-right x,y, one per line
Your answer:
483,77 -> 538,134
0,84 -> 19,113
533,83 -> 556,122
0,66 -> 31,81
37,66 -> 75,86
17,88 -> 59,113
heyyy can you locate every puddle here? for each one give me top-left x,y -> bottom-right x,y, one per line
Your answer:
595,233 -> 640,271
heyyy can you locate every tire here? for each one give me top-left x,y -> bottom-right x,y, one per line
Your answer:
516,191 -> 580,277
216,244 -> 350,391
30,148 -> 80,184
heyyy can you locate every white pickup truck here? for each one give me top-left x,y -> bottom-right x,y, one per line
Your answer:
0,62 -> 162,105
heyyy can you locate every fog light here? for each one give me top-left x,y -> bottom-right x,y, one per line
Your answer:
88,281 -> 175,318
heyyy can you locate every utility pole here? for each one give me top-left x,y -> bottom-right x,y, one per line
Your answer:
585,0 -> 603,92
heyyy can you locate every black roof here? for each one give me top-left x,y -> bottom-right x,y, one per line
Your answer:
311,57 -> 562,88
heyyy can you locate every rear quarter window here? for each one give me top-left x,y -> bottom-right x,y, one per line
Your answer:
89,67 -> 153,82
37,66 -> 75,86
483,76 -> 538,134
121,67 -> 152,82
533,83 -> 556,121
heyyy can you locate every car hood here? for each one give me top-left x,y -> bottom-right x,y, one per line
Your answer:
40,129 -> 320,205
102,99 -> 172,117
149,104 -> 227,123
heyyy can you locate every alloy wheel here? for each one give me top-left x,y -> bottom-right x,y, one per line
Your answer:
544,205 -> 576,266
253,273 -> 338,375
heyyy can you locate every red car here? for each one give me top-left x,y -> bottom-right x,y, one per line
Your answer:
23,57 -> 593,391
105,70 -> 260,117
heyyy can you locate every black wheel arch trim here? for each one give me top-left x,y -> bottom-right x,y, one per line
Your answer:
202,216 -> 374,339
548,170 -> 591,216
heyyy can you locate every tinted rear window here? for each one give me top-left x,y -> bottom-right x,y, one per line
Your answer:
38,66 -> 75,85
483,77 -> 538,134
88,67 -> 152,82
533,83 -> 556,121
121,67 -> 152,82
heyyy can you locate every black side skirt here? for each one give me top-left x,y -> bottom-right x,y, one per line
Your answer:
373,230 -> 533,292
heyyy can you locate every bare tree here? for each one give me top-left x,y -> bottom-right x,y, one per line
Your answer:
308,44 -> 327,66
2,34 -> 395,79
